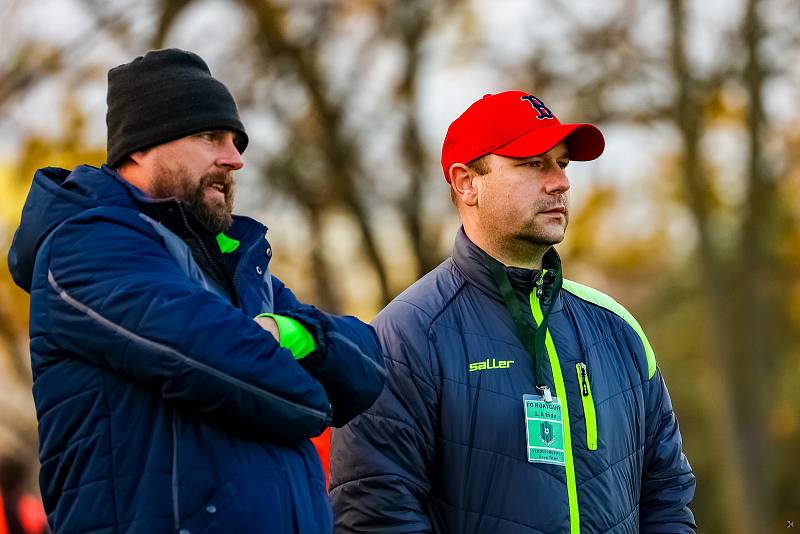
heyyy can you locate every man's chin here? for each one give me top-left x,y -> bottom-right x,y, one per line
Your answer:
202,215 -> 233,235
520,230 -> 566,247
190,202 -> 233,234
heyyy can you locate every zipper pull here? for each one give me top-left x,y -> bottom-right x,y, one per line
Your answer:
579,363 -> 589,397
538,385 -> 553,403
535,272 -> 545,298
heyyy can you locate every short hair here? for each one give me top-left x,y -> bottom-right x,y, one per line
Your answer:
450,154 -> 491,205
466,154 -> 491,175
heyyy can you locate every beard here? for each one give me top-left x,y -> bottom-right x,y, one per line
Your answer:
517,194 -> 570,245
151,161 -> 235,234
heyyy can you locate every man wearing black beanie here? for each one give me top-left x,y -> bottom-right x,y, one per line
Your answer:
8,48 -> 386,534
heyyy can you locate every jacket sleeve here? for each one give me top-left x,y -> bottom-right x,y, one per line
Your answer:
329,301 -> 437,533
639,368 -> 697,533
42,209 -> 331,443
271,276 -> 386,427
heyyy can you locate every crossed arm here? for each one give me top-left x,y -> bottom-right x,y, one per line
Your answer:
41,209 -> 383,442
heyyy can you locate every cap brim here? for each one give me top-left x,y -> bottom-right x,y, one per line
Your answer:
493,123 -> 604,161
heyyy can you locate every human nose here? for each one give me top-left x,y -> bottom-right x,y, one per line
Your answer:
217,134 -> 244,171
545,166 -> 570,195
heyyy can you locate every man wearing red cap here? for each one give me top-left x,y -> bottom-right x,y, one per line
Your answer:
330,91 -> 696,533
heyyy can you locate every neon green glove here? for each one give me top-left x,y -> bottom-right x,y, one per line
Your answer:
255,313 -> 316,360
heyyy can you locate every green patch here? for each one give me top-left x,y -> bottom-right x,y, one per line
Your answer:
216,232 -> 240,254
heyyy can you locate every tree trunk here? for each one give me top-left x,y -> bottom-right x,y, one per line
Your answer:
667,0 -> 757,531
736,0 -> 778,524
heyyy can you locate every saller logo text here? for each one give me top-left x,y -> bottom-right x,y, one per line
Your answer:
469,358 -> 515,372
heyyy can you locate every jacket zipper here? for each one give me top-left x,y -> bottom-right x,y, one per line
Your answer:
530,283 -> 580,534
176,203 -> 239,304
576,362 -> 598,451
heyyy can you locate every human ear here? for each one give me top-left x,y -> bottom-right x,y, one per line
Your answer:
449,164 -> 479,207
126,149 -> 150,167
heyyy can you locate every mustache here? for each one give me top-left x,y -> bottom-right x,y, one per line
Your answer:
537,195 -> 568,212
199,171 -> 234,188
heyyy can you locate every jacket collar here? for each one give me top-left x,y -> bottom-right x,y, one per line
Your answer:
451,227 -> 563,312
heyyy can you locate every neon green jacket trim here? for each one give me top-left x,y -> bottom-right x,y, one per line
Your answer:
562,279 -> 657,379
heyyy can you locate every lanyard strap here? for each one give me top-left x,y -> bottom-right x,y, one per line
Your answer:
486,260 -> 557,389
533,267 -> 563,381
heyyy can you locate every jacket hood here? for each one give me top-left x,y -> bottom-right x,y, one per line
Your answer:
8,165 -> 140,293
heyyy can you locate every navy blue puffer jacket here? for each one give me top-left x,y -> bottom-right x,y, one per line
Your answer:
330,229 -> 695,533
8,164 -> 385,533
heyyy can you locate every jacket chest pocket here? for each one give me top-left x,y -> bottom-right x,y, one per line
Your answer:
581,349 -> 646,459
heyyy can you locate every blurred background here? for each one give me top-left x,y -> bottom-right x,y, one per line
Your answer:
1,0 -> 799,531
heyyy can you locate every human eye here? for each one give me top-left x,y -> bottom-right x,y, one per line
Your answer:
196,131 -> 217,141
523,160 -> 543,168
558,160 -> 570,169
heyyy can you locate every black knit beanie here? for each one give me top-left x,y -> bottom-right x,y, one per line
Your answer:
106,48 -> 248,168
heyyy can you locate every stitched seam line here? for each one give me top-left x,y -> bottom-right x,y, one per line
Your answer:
434,437 -> 568,487
328,331 -> 387,378
645,409 -> 676,441
36,384 -> 105,421
577,445 -> 644,488
599,502 -> 639,532
171,412 -> 180,531
358,411 -> 435,451
100,372 -> 119,534
330,472 -> 428,498
561,291 -> 653,380
430,495 -> 553,533
383,353 -> 437,391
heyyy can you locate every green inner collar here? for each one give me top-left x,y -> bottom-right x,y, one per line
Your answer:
216,232 -> 240,254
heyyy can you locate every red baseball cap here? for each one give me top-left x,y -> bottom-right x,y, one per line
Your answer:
441,91 -> 605,182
